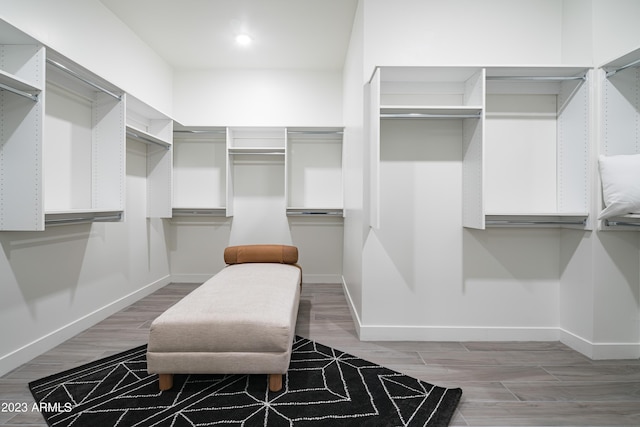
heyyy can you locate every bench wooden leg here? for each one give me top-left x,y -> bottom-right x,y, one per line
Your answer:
158,374 -> 174,391
269,374 -> 283,392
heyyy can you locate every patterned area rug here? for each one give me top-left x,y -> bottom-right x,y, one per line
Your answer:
29,336 -> 462,426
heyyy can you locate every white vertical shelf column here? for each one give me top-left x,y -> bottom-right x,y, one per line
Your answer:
0,38 -> 45,231
125,94 -> 173,218
462,69 -> 486,229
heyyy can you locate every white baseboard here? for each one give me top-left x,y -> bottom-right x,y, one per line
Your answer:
560,329 -> 640,360
357,325 -> 560,342
302,273 -> 342,284
341,277 -> 362,337
339,277 -> 639,359
0,275 -> 171,377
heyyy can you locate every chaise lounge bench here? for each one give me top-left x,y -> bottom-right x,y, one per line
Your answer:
146,244 -> 301,392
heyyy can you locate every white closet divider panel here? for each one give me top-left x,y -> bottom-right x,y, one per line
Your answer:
557,71 -> 591,215
462,111 -> 485,229
462,68 -> 485,229
368,68 -> 381,229
93,92 -> 125,211
0,41 -> 44,230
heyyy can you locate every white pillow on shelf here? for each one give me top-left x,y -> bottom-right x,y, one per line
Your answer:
598,153 -> 640,220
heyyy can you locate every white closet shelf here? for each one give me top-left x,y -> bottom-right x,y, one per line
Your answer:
601,45 -> 640,77
44,210 -> 123,226
381,106 -> 482,118
485,213 -> 588,228
0,69 -> 42,93
228,147 -> 285,155
126,125 -> 171,149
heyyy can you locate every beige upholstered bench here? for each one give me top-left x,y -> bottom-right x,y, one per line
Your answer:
147,244 -> 301,392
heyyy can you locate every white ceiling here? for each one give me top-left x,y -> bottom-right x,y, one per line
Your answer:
99,0 -> 358,71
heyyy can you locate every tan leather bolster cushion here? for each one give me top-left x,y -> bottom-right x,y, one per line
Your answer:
224,244 -> 299,265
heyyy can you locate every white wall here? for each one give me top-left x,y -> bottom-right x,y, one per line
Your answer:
173,69 -> 342,127
592,0 -> 640,66
363,0 -> 563,71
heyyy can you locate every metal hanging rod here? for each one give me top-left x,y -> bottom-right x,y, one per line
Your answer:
486,75 -> 586,82
604,219 -> 640,227
286,210 -> 343,216
172,208 -> 226,216
229,151 -> 285,156
174,129 -> 226,134
127,130 -> 170,150
381,112 -> 481,119
605,58 -> 640,77
45,213 -> 123,226
287,130 -> 343,135
486,219 -> 587,226
46,58 -> 122,101
0,81 -> 39,102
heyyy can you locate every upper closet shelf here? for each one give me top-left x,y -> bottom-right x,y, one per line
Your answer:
380,106 -> 482,119
126,126 -> 170,149
228,147 -> 285,155
601,45 -> 640,77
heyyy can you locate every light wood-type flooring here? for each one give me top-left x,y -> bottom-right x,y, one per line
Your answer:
1,282 -> 639,426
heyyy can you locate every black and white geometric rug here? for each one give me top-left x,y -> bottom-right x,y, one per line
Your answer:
29,336 -> 462,426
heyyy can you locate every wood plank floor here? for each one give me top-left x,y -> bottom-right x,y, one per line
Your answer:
1,282 -> 639,426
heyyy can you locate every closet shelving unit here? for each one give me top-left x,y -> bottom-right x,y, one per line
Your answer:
125,94 -> 173,218
172,126 -> 227,217
367,65 -> 592,230
0,23 -> 45,231
43,51 -> 125,226
483,66 -> 591,229
286,127 -> 343,217
599,47 -> 640,230
171,126 -> 344,219
367,66 -> 485,229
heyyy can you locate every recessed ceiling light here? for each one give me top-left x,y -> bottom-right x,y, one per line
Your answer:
235,34 -> 252,46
